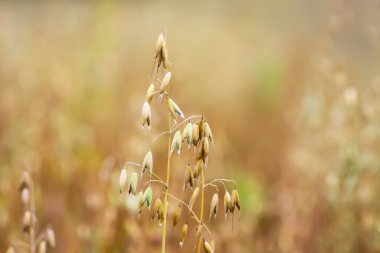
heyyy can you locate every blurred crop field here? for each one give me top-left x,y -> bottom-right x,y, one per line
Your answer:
1,0 -> 380,252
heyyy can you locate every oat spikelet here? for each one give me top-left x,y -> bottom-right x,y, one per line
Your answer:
159,72 -> 172,101
204,121 -> 214,143
173,204 -> 181,227
179,223 -> 188,248
184,165 -> 195,190
182,121 -> 193,148
38,240 -> 47,253
170,130 -> 182,155
141,101 -> 152,129
203,239 -> 214,253
231,187 -> 241,212
146,83 -> 155,104
142,151 -> 153,177
224,191 -> 232,219
128,172 -> 138,195
119,168 -> 127,193
189,187 -> 200,210
46,227 -> 56,248
22,210 -> 32,233
209,193 -> 219,220
144,186 -> 153,209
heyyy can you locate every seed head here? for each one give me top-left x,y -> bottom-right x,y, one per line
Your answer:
171,130 -> 182,155
179,223 -> 188,248
152,198 -> 163,223
142,151 -> 153,177
144,186 -> 153,209
173,204 -> 181,227
182,122 -> 193,148
141,101 -> 152,129
46,227 -> 56,248
145,83 -> 155,104
224,190 -> 232,218
195,224 -> 203,248
198,117 -> 205,139
22,210 -> 32,233
231,188 -> 241,212
184,165 -> 195,190
119,168 -> 127,193
19,171 -> 31,192
204,122 -> 214,143
21,188 -> 30,206
192,123 -> 200,146
38,240 -> 47,253
159,72 -> 172,101
203,239 -> 214,253
138,191 -> 145,213
193,159 -> 204,181
189,187 -> 200,210
167,97 -> 184,120
128,172 -> 138,195
209,193 -> 219,220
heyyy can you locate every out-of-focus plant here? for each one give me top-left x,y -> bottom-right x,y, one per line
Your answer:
5,171 -> 56,253
117,32 -> 240,253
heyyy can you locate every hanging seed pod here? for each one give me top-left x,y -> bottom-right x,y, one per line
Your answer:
144,186 -> 153,209
179,223 -> 188,248
141,101 -> 152,129
5,247 -> 15,253
46,227 -> 56,248
194,224 -> 203,249
38,240 -> 47,253
203,239 -> 214,253
142,151 -> 153,177
19,171 -> 31,191
184,165 -> 195,190
170,130 -> 182,155
173,204 -> 181,227
145,83 -> 155,104
128,172 -> 138,195
167,98 -> 184,120
202,137 -> 210,159
22,211 -> 32,233
209,193 -> 219,220
155,32 -> 165,67
189,187 -> 200,210
193,159 -> 204,181
21,188 -> 30,206
152,198 -> 163,221
169,98 -> 184,119
119,168 -> 127,193
198,117 -> 205,139
192,123 -> 200,146
204,122 -> 214,143
182,122 -> 193,148
231,188 -> 241,212
159,72 -> 172,101
138,191 -> 145,213
224,191 -> 232,218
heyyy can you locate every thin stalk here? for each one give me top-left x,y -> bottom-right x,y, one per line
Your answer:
161,112 -> 172,253
196,166 -> 205,253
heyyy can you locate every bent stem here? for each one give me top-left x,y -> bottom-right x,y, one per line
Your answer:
196,166 -> 205,253
161,112 -> 172,253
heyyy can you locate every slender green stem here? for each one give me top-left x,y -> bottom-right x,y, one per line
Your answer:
196,166 -> 205,253
161,112 -> 172,253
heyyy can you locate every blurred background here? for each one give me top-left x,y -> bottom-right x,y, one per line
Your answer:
0,0 -> 380,252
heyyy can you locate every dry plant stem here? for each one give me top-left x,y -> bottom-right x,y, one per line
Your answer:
161,112 -> 172,253
29,176 -> 36,253
196,168 -> 205,253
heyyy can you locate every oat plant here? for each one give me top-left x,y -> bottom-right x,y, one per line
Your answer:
119,32 -> 240,253
5,171 -> 56,253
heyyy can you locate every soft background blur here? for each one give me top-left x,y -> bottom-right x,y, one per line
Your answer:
1,0 -> 380,252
